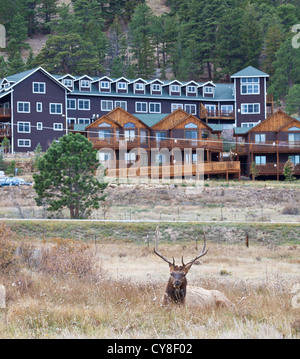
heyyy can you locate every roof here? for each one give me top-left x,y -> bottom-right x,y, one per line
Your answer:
209,124 -> 224,132
231,66 -> 269,78
234,127 -> 249,136
134,114 -> 169,127
73,124 -> 88,132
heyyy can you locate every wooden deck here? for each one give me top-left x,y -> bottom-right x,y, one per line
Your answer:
236,141 -> 300,155
256,163 -> 300,176
104,161 -> 240,180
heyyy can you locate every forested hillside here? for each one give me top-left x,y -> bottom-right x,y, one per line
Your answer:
1,0 -> 300,113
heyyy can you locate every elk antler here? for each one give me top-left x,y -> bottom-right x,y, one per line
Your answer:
182,231 -> 208,267
154,225 -> 176,266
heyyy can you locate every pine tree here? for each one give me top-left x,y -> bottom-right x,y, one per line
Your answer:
129,4 -> 156,78
250,162 -> 259,182
283,157 -> 296,182
33,133 -> 107,219
285,84 -> 300,116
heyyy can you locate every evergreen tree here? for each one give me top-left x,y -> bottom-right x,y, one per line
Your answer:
129,4 -> 156,78
283,157 -> 296,182
34,34 -> 100,75
33,133 -> 107,219
285,84 -> 300,116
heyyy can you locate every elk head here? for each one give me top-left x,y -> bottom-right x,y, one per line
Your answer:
154,226 -> 208,304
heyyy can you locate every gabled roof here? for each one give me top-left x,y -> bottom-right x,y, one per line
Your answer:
231,66 -> 269,78
169,113 -> 212,131
92,76 -> 113,83
135,114 -> 169,127
199,81 -> 216,88
276,118 -> 300,132
162,79 -> 183,87
2,67 -> 71,92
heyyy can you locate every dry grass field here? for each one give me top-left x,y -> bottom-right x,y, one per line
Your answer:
0,222 -> 299,339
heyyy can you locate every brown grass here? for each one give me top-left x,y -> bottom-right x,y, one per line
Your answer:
0,224 -> 299,339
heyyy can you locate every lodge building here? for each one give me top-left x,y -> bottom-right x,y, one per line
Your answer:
0,65 -> 298,180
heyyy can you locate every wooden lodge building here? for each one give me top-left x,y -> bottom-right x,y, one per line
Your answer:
234,110 -> 300,180
2,65 -> 296,180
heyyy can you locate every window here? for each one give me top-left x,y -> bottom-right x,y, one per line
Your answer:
221,105 -> 233,115
171,104 -> 183,112
124,122 -> 135,128
124,130 -> 135,141
136,102 -> 147,113
241,122 -> 259,128
63,79 -> 73,88
171,84 -> 180,92
291,156 -> 300,165
149,103 -> 161,113
33,82 -> 46,94
53,123 -> 63,131
78,118 -> 90,124
67,118 -> 76,125
114,101 -> 127,111
37,122 -> 43,130
134,83 -> 144,92
187,86 -> 196,93
36,102 -> 42,112
204,86 -> 214,94
50,103 -> 63,114
99,152 -> 112,162
80,80 -> 90,89
289,133 -> 300,143
241,78 -> 259,94
99,129 -> 112,141
125,152 -> 136,164
205,104 -> 216,116
67,99 -> 76,110
156,132 -> 166,141
255,134 -> 266,143
17,102 -> 30,113
18,122 -> 30,133
185,123 -> 198,129
255,156 -> 266,166
152,84 -> 161,92
185,104 -> 197,115
18,139 -> 31,148
78,99 -> 90,110
241,104 -> 260,114
98,122 -> 111,127
117,82 -> 127,91
100,81 -> 110,89
140,130 -> 148,144
101,100 -> 113,111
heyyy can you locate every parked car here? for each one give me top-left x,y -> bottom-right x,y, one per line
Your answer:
0,177 -> 32,187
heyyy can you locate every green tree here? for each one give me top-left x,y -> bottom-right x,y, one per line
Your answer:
285,84 -> 300,116
34,34 -> 100,75
33,133 -> 107,219
129,4 -> 156,78
268,36 -> 300,100
250,162 -> 259,182
283,157 -> 296,182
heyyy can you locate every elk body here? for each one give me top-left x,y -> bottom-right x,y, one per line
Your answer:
154,227 -> 233,309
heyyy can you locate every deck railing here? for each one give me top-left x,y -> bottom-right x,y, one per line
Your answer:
236,141 -> 300,154
257,163 -> 300,175
0,124 -> 11,137
0,108 -> 11,117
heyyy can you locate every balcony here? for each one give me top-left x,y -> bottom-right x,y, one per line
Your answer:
256,163 -> 300,176
200,106 -> 235,120
0,108 -> 11,118
150,138 -> 223,152
236,141 -> 300,155
0,124 -> 11,138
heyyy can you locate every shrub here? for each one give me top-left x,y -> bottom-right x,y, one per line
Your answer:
282,205 -> 299,215
0,223 -> 19,274
39,238 -> 100,279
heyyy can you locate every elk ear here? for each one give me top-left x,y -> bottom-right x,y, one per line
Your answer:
169,264 -> 175,271
183,263 -> 193,273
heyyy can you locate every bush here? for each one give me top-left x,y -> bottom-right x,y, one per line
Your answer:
39,238 -> 100,279
0,223 -> 19,274
282,205 -> 299,215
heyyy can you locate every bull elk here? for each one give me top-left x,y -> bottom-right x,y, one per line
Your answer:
154,226 -> 233,309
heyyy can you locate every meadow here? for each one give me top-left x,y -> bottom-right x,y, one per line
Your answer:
0,221 -> 299,339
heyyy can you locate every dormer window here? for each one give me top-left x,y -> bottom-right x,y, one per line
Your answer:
187,86 -> 196,93
171,84 -> 180,93
101,81 -> 110,89
152,84 -> 161,91
204,86 -> 214,95
118,82 -> 127,91
63,79 -> 73,88
81,80 -> 90,89
134,83 -> 144,92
